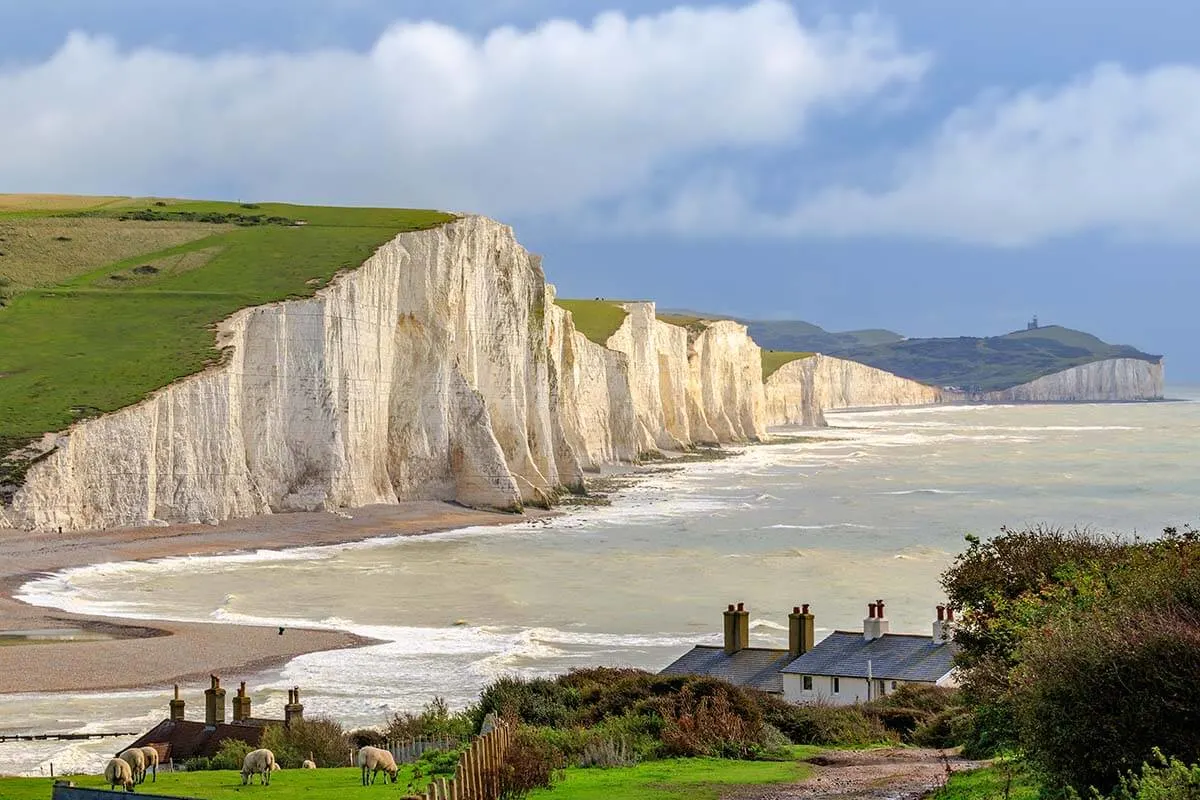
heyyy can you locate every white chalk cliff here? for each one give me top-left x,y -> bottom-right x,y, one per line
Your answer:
0,217 -> 1165,532
980,358 -> 1164,403
6,218 -> 765,531
764,354 -> 944,427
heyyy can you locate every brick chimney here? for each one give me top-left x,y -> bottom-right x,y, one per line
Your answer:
284,687 -> 304,727
723,602 -> 750,655
232,681 -> 252,722
933,605 -> 955,643
204,675 -> 226,727
788,604 -> 815,658
863,599 -> 890,641
169,684 -> 185,722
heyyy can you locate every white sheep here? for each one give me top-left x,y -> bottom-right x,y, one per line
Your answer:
271,762 -> 281,771
302,759 -> 317,769
118,747 -> 146,785
104,757 -> 134,792
241,748 -> 277,785
139,746 -> 160,783
357,745 -> 398,785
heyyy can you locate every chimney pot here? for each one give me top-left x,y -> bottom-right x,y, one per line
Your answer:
793,606 -> 800,614
801,603 -> 810,614
727,603 -> 736,612
876,600 -> 886,617
736,602 -> 744,612
868,603 -> 877,619
947,607 -> 955,621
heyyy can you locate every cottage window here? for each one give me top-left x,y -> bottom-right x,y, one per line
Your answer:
832,677 -> 840,694
802,676 -> 812,691
891,681 -> 898,690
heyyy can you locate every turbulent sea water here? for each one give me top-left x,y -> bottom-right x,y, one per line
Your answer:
3,391 -> 1198,775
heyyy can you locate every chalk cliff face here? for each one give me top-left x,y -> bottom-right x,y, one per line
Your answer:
765,354 -> 944,427
981,358 -> 1164,403
12,218 -> 579,530
7,219 -> 767,531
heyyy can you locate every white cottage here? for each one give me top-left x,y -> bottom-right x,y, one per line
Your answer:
781,601 -> 958,704
660,600 -> 958,706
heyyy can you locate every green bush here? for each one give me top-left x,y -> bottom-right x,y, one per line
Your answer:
386,696 -> 475,741
497,727 -> 565,800
758,694 -> 890,746
1096,751 -> 1200,800
1014,609 -> 1200,794
260,715 -> 350,769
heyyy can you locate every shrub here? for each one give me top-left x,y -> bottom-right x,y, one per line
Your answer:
579,737 -> 637,768
260,715 -> 350,769
386,696 -> 474,741
1014,608 -> 1200,794
867,685 -> 961,741
1099,751 -> 1200,800
474,677 -> 578,730
655,683 -> 764,759
758,694 -> 890,746
417,744 -> 466,777
497,727 -> 564,800
348,727 -> 386,748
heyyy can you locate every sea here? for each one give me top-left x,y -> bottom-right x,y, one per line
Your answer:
2,390 -> 1197,775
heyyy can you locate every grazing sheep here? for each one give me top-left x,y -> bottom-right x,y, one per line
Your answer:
357,745 -> 398,785
139,746 -> 159,783
118,747 -> 147,785
241,748 -> 277,785
103,757 -> 134,792
302,759 -> 317,769
271,762 -> 281,771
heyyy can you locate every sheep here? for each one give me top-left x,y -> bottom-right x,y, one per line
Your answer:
118,747 -> 146,785
103,757 -> 134,792
302,759 -> 317,769
241,748 -> 277,786
139,746 -> 159,783
271,762 -> 282,771
357,745 -> 398,786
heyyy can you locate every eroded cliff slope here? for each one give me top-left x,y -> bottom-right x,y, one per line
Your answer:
981,358 -> 1164,403
765,354 -> 944,426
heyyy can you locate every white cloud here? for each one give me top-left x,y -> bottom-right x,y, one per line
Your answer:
651,63 -> 1200,245
0,1 -> 926,218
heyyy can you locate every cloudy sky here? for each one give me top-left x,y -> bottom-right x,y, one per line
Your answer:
2,1 -> 1196,379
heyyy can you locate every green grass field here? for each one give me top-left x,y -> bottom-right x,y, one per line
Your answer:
929,762 -> 1040,800
0,195 -> 453,474
530,749 -> 817,800
554,299 -> 630,345
0,752 -> 817,800
761,350 -> 815,379
0,765 -> 429,800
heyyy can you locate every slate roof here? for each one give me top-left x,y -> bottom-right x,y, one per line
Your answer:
123,718 -> 269,762
780,632 -> 957,682
658,646 -> 795,694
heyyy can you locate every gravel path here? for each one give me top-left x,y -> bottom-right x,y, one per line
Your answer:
732,748 -> 984,800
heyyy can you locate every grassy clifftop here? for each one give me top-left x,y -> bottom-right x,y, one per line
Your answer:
0,194 -> 453,475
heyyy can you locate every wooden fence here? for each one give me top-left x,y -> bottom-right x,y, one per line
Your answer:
415,721 -> 512,800
387,737 -> 459,764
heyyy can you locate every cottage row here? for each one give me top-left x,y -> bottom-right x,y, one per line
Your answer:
660,600 -> 959,704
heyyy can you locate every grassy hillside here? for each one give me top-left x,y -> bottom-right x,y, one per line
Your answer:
839,325 -> 1161,392
0,195 -> 453,484
745,320 -> 904,353
555,299 -> 630,344
761,350 -> 815,379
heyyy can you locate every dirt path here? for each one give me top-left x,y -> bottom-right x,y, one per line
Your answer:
733,748 -> 983,800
